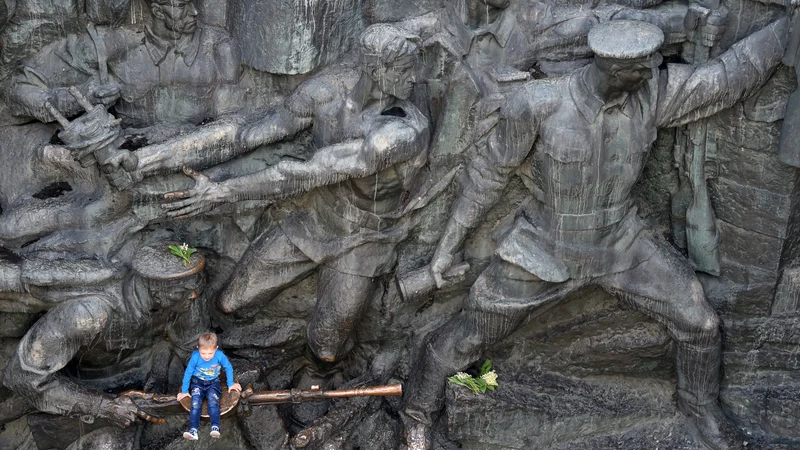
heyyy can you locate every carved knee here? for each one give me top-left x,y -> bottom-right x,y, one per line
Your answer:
307,333 -> 347,363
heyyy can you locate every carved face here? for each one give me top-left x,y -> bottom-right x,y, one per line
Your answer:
374,61 -> 417,100
154,0 -> 199,35
148,273 -> 204,312
600,57 -> 655,93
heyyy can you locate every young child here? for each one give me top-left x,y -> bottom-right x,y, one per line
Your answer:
177,332 -> 242,440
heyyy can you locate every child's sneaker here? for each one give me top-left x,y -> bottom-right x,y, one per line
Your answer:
183,428 -> 199,440
210,426 -> 220,438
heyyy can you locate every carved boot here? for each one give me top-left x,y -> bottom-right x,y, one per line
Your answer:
401,413 -> 432,450
675,334 -> 734,449
287,354 -> 343,430
681,399 -> 740,450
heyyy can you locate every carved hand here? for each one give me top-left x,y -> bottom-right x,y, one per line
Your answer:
99,148 -> 141,190
99,395 -> 162,428
429,220 -> 469,288
430,247 -> 456,289
80,77 -> 121,108
105,164 -> 143,190
162,167 -> 229,219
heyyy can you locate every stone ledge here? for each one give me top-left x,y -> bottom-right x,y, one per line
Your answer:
445,373 -> 676,449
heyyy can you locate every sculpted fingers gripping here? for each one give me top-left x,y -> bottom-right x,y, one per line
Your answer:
162,167 -> 231,219
699,7 -> 729,48
82,77 -> 121,107
103,395 -> 165,427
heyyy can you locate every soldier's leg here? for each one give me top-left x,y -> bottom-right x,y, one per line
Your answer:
403,258 -> 581,429
599,243 -> 720,410
217,226 -> 317,315
598,241 -> 731,448
306,266 -> 382,362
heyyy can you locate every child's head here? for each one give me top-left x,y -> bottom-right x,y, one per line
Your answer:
198,332 -> 218,361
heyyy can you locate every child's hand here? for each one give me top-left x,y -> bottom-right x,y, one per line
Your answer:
177,392 -> 190,401
228,383 -> 242,393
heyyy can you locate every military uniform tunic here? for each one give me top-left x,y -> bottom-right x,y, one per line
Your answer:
10,25 -> 241,128
452,18 -> 788,282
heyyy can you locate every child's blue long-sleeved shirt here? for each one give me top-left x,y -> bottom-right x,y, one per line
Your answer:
181,349 -> 235,393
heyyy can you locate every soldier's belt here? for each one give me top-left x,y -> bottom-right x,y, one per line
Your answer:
535,200 -> 631,231
319,188 -> 393,231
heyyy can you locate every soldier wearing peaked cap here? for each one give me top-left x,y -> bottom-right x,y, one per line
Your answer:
402,17 -> 793,450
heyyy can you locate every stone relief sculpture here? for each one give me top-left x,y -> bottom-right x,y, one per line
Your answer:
7,0 -> 241,136
401,17 -> 789,450
0,0 -> 244,251
3,245 -> 208,444
148,24 -> 432,390
0,0 -> 799,449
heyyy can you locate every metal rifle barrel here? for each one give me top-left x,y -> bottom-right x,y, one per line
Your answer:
245,383 -> 403,404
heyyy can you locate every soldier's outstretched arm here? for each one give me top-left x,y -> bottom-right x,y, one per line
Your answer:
133,107 -> 312,180
430,84 -> 543,285
161,115 -> 428,219
2,297 -> 150,427
127,68 -> 355,186
131,75 -> 324,181
657,16 -> 790,128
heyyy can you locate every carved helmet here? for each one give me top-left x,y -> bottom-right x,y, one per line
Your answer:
132,243 -> 205,281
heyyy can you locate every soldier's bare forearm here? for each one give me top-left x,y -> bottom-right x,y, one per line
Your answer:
9,85 -> 82,123
137,110 -> 310,178
218,118 -> 424,202
217,139 -> 367,202
136,119 -> 245,177
239,108 -> 312,149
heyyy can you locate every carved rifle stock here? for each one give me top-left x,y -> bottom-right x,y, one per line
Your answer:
679,1 -> 723,275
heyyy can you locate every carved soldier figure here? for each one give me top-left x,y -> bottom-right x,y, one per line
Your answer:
406,0 -> 726,185
401,18 -> 791,450
7,0 -> 241,134
0,0 -> 244,253
3,244 -> 208,427
149,24 -> 430,367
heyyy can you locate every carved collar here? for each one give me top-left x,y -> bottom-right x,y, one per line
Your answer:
570,66 -> 632,123
439,1 -> 473,58
475,8 -> 517,48
144,25 -> 203,67
438,3 -> 517,58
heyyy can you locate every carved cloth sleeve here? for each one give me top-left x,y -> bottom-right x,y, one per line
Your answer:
656,17 -> 789,129
6,297 -> 112,416
451,82 -> 543,229
8,32 -> 101,122
221,113 -> 428,202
